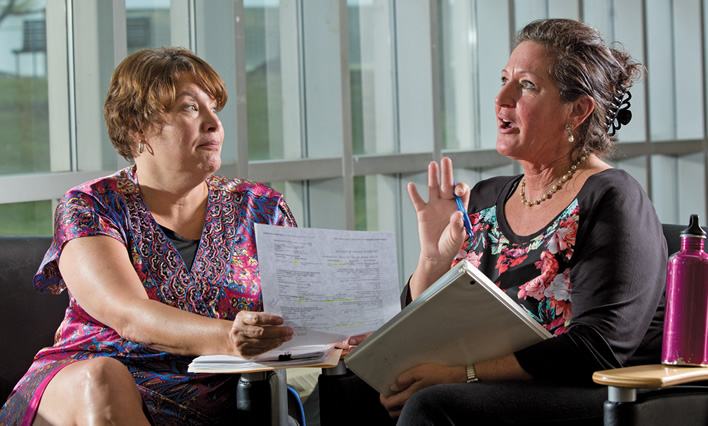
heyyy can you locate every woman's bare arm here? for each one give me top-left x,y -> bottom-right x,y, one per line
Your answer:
58,235 -> 292,357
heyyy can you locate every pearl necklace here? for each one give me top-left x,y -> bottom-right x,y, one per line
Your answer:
520,156 -> 587,207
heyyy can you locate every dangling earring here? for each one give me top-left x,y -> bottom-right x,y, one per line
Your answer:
565,124 -> 575,143
138,141 -> 144,153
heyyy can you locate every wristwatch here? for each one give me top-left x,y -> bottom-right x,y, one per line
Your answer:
465,364 -> 479,383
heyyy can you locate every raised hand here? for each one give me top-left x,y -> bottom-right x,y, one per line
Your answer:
407,157 -> 470,298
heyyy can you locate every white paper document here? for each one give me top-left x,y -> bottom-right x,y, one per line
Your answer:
255,224 -> 401,349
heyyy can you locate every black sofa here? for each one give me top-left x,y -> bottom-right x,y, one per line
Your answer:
0,236 -> 67,404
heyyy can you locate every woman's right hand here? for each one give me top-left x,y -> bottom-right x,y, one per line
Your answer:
229,311 -> 294,358
407,157 -> 470,298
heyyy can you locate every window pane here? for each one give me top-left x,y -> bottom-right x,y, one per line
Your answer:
302,1 -> 345,158
0,2 -> 50,175
245,1 -> 294,161
354,173 -> 399,232
308,178 -> 347,229
126,0 -> 171,53
348,0 -> 396,155
644,0 -> 704,141
72,3 -> 119,172
437,0 -> 477,150
354,175 -> 368,230
355,173 -> 405,289
586,0 -> 647,143
267,180 -> 307,227
650,155 -> 677,223
672,0 -> 703,140
437,0 -> 511,152
0,200 -> 53,236
677,153 -> 706,223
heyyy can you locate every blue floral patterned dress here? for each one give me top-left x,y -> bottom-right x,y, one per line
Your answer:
0,165 -> 297,425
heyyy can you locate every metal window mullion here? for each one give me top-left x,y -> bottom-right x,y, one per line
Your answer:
297,0 -> 311,226
233,0 -> 249,178
0,171 -> 110,203
189,0 -> 197,50
471,0 -> 482,149
338,0 -> 355,230
507,0 -> 521,175
111,1 -> 127,66
641,0 -> 654,202
389,0 -> 406,281
112,1 -> 131,170
429,0 -> 442,160
296,0 -> 309,159
670,0 -> 678,216
67,0 -> 78,172
390,0 -> 401,154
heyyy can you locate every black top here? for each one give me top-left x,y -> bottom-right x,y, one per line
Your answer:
407,168 -> 667,383
160,225 -> 200,271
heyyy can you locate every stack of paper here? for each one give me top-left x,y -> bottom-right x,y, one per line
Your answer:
188,224 -> 402,374
254,224 -> 401,348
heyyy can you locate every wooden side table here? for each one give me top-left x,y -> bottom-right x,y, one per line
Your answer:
592,364 -> 708,402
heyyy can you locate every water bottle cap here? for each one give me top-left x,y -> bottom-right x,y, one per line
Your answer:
680,214 -> 707,239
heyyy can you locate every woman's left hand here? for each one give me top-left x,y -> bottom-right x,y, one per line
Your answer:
379,363 -> 465,418
229,311 -> 294,358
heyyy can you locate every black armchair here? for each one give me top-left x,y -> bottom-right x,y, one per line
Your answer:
592,224 -> 708,425
0,235 -> 67,403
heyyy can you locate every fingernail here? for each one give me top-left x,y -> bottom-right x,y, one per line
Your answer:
349,338 -> 358,345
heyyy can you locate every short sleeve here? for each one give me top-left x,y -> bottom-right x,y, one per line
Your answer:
34,189 -> 127,294
274,196 -> 297,228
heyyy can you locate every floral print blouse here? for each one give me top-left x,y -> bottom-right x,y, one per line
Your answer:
453,200 -> 579,336
449,169 -> 667,382
0,165 -> 297,425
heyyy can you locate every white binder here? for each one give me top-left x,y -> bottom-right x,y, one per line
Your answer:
344,260 -> 553,395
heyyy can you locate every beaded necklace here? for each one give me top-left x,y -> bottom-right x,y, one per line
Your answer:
519,155 -> 587,207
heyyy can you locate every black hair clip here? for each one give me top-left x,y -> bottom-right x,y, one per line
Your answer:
606,87 -> 632,137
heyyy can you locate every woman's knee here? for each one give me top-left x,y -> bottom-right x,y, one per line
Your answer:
398,386 -> 451,425
37,357 -> 145,425
77,357 -> 139,399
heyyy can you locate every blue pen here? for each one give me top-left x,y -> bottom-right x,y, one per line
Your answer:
453,180 -> 473,236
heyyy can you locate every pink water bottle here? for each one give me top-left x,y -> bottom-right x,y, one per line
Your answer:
662,214 -> 708,366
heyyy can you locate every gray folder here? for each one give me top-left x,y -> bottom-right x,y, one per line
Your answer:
343,259 -> 553,396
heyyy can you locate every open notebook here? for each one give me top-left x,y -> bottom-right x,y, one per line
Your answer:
188,345 -> 342,373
